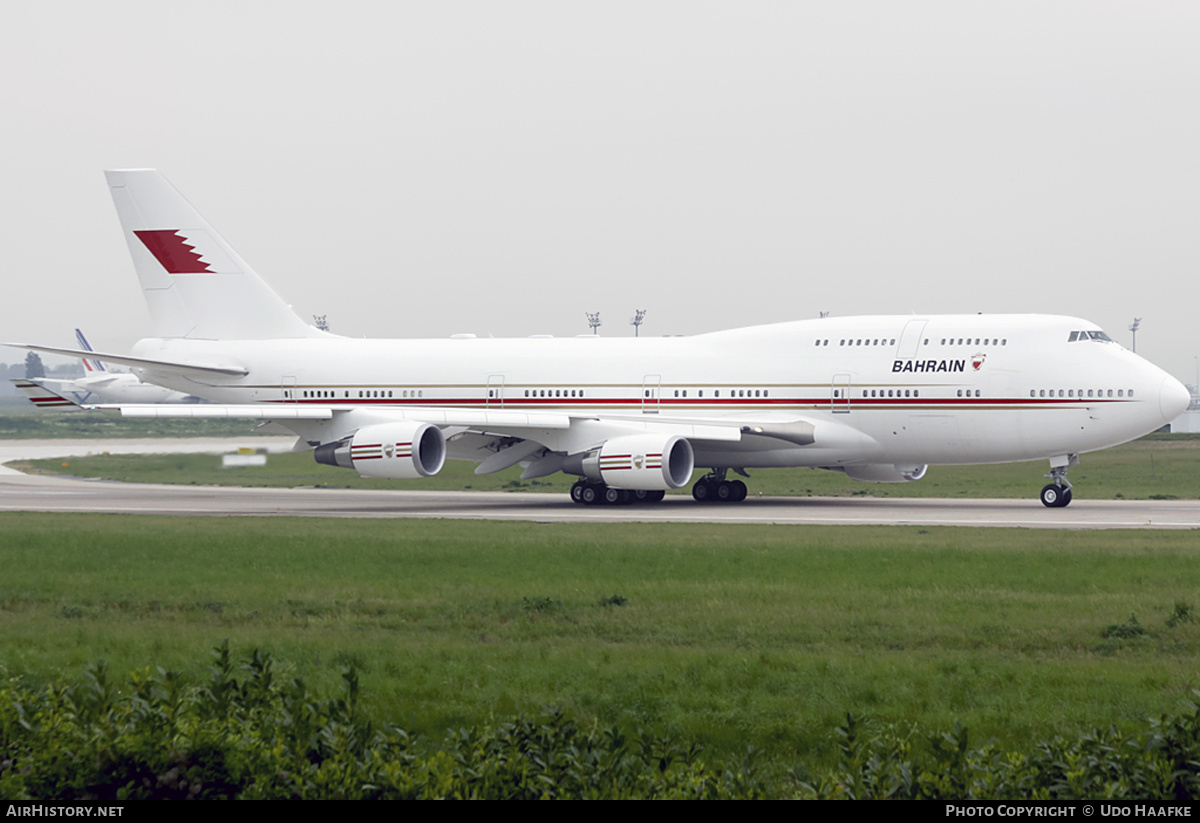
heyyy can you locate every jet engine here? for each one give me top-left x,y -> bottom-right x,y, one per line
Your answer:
566,434 -> 694,490
314,422 -> 446,479
838,463 -> 928,483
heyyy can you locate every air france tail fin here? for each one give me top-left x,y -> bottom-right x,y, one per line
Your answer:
105,170 -> 323,340
75,328 -> 105,372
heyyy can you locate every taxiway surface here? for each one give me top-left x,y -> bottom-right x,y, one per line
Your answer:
3,470 -> 1199,529
2,439 -> 1197,529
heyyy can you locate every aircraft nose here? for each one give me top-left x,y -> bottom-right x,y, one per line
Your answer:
1159,375 -> 1191,424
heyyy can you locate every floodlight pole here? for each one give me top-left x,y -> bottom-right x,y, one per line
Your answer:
630,309 -> 646,337
586,312 -> 602,335
1129,317 -> 1141,353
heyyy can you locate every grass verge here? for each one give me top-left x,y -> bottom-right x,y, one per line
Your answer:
3,512 -> 1200,785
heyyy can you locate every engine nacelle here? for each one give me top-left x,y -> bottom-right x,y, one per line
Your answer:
839,463 -> 928,483
570,434 -> 694,490
314,422 -> 446,479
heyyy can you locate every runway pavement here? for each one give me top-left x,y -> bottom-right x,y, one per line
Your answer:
4,459 -> 1200,528
2,439 -> 1198,528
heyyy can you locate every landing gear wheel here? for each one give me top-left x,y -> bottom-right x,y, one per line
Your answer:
1041,455 -> 1077,509
1040,484 -> 1070,508
571,481 -> 587,504
603,487 -> 631,505
693,474 -> 748,503
580,484 -> 600,505
631,490 -> 666,504
730,480 -> 747,502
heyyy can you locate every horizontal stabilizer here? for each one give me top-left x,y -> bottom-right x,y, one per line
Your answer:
10,379 -> 77,408
3,343 -> 248,377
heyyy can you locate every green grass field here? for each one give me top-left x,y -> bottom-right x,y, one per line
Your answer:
0,407 -> 266,440
3,512 -> 1200,787
16,432 -> 1200,499
6,418 -> 1200,791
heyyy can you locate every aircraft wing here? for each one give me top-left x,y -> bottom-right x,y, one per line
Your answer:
98,404 -> 335,420
92,402 -> 842,488
98,403 -> 743,441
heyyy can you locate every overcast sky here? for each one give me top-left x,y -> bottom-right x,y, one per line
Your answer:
3,1 -> 1198,383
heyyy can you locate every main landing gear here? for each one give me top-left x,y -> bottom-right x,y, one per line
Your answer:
1039,455 -> 1077,508
569,480 -> 665,506
691,470 -> 748,503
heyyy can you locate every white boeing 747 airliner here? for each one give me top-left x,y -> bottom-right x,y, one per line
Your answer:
6,171 -> 1190,508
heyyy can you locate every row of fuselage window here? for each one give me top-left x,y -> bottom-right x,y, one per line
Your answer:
860,389 -> 921,398
663,389 -> 768,398
860,388 -> 1135,400
1032,388 -> 1134,398
293,386 -> 1135,403
295,390 -> 423,399
518,388 -> 774,399
294,387 -> 781,402
814,337 -> 1010,347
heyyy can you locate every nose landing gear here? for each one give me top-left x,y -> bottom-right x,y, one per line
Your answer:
1039,455 -> 1077,508
1039,482 -> 1072,508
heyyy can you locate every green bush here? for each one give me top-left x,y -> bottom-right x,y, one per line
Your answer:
0,643 -> 765,800
8,644 -> 1200,800
801,710 -> 1200,800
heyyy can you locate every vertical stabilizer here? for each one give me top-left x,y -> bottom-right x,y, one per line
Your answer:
75,328 -> 105,372
105,169 -> 321,340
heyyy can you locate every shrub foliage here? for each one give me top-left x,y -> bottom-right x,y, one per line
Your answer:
6,644 -> 1200,799
0,643 -> 764,800
801,711 -> 1200,800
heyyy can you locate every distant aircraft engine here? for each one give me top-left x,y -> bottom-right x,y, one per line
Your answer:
569,434 -> 694,490
838,464 -> 928,483
314,422 -> 446,479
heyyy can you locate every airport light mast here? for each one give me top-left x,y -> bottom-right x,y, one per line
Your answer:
630,309 -> 646,337
586,312 -> 602,335
1129,317 -> 1141,353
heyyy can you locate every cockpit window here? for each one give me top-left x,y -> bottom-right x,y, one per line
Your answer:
1068,330 -> 1114,343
